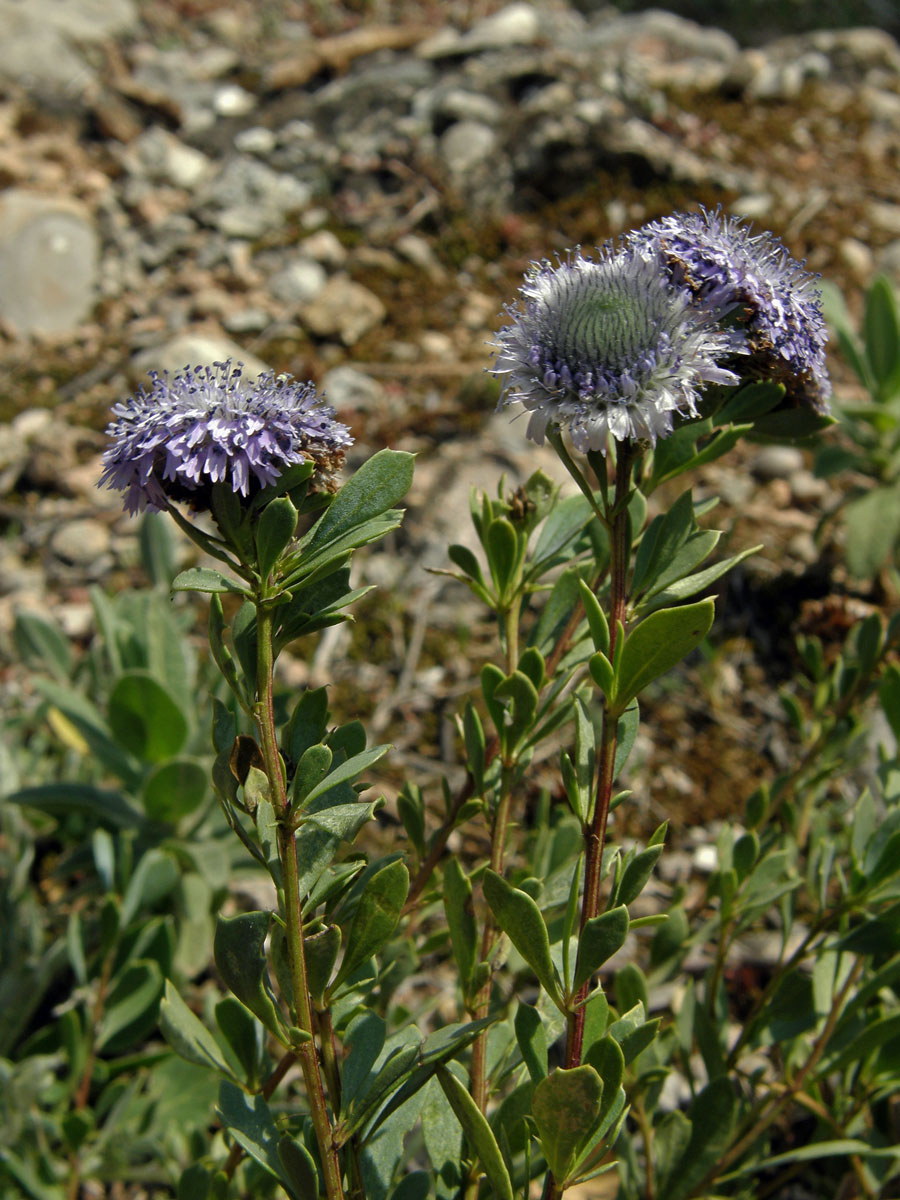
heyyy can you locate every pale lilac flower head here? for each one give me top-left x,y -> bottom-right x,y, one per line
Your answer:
630,208 -> 831,413
100,361 -> 352,515
491,247 -> 745,452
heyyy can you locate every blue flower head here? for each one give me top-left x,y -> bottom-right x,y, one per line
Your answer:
630,208 -> 831,413
100,361 -> 353,515
491,247 -> 745,452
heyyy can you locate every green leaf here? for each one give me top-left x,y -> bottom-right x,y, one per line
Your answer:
614,601 -> 715,712
295,799 -> 383,896
171,567 -> 250,596
141,758 -> 208,824
305,924 -> 341,1009
108,670 -> 189,763
13,610 -> 72,680
121,847 -> 178,926
278,1135 -> 318,1200
443,859 -> 477,994
333,860 -> 409,990
436,1066 -> 513,1200
284,687 -> 330,762
305,449 -> 414,550
341,1011 -> 387,1116
290,743 -> 333,807
139,510 -> 176,585
751,408 -> 835,441
661,1078 -> 737,1200
632,491 -> 695,598
582,1035 -> 625,1138
462,702 -> 487,796
492,670 -> 539,748
574,907 -> 629,992
33,678 -> 142,788
97,959 -> 164,1053
514,1001 -> 547,1084
532,1066 -> 604,1182
389,1172 -> 431,1200
214,912 -> 285,1038
296,745 -> 390,812
643,544 -> 760,611
589,651 -> 616,698
578,579 -> 610,655
217,1080 -> 290,1188
256,496 -> 297,580
160,983 -> 236,1078
6,782 -> 143,830
531,493 -> 593,571
865,275 -> 900,397
654,1111 -> 693,1199
714,380 -> 783,425
177,1164 -> 211,1200
215,997 -> 263,1089
844,487 -> 900,579
482,870 -> 564,1009
486,517 -> 519,596
617,845 -> 664,906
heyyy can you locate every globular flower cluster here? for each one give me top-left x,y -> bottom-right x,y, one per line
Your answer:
492,210 -> 830,452
491,246 -> 746,452
630,208 -> 831,413
100,361 -> 352,515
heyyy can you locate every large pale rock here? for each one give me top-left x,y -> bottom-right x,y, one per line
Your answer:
0,191 -> 98,336
302,276 -> 386,346
129,334 -> 271,385
0,0 -> 137,93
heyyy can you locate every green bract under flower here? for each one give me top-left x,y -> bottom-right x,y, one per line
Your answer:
99,361 -> 352,515
491,247 -> 745,452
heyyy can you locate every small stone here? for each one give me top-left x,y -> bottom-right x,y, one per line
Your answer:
299,230 -> 348,268
461,3 -> 540,52
839,237 -> 874,280
50,518 -> 111,567
271,258 -> 327,305
233,126 -> 277,156
129,333 -> 270,384
790,469 -> 828,503
321,365 -> 385,412
750,446 -> 805,480
786,531 -> 819,565
0,191 -> 98,337
869,202 -> 900,236
440,120 -> 497,176
302,275 -> 386,346
223,308 -> 270,334
876,239 -> 900,284
419,331 -> 454,360
692,844 -> 718,874
124,127 -> 212,189
396,234 -> 446,281
214,84 -> 256,118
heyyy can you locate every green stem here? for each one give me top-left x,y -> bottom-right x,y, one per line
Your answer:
254,598 -> 345,1200
566,443 -> 632,1067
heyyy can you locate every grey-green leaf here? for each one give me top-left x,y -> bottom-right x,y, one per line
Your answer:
574,907 -> 629,992
214,912 -> 285,1039
436,1066 -> 514,1200
159,981 -> 236,1080
482,870 -> 564,1010
614,601 -> 715,712
333,860 -> 409,990
531,1066 -> 604,1183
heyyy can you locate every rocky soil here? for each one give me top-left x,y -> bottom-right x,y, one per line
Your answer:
1,0 -> 897,836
